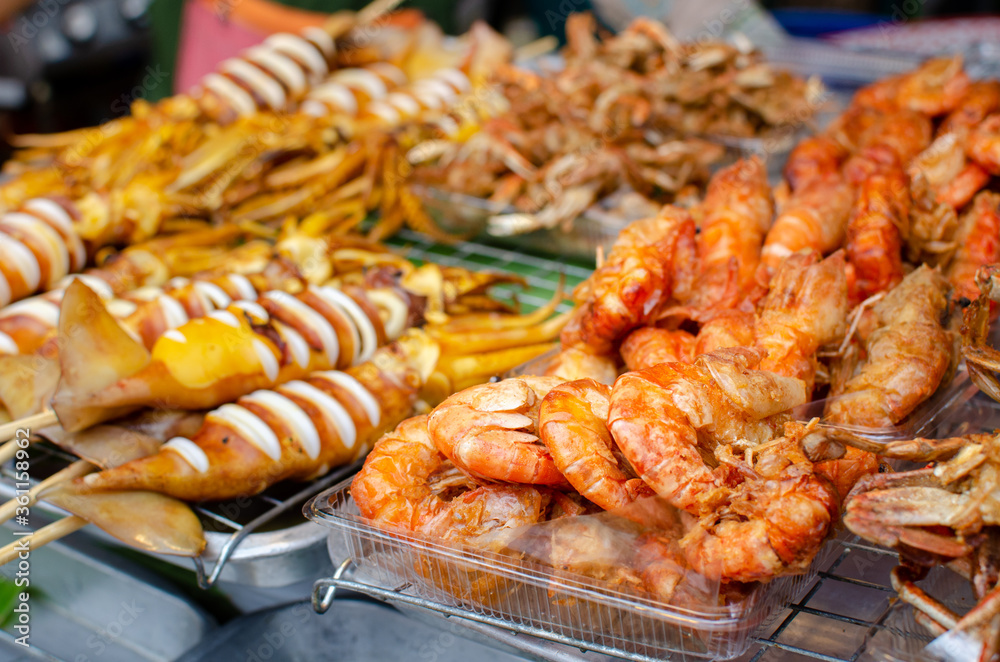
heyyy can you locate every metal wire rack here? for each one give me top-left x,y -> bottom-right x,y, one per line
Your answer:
0,440 -> 359,588
382,227 -> 595,312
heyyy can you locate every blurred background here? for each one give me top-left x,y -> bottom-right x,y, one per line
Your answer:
0,0 -> 998,157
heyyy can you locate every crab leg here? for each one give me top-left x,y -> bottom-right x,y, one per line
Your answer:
892,566 -> 961,631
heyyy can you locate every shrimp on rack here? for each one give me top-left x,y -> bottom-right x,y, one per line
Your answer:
967,113 -> 1000,175
681,428 -> 838,583
427,376 -> 568,486
620,327 -> 696,372
693,311 -> 756,356
538,379 -> 653,511
782,136 -> 848,193
607,347 -> 808,517
844,147 -> 911,304
940,80 -> 1000,134
825,265 -> 955,427
691,158 -> 772,312
896,55 -> 970,117
754,251 -> 849,394
352,415 -> 547,546
850,55 -> 968,118
946,191 -> 1000,303
560,206 -> 695,356
761,136 -> 852,275
908,131 -> 989,213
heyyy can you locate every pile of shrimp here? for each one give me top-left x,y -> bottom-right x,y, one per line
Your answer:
352,356 -> 842,597
350,56 -> 1000,601
406,12 -> 822,235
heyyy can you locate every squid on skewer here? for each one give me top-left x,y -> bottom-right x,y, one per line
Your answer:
49,257 -> 558,431
50,274 -> 415,431
76,329 -> 437,502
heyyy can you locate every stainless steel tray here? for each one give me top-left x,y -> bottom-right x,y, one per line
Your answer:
0,521 -> 216,661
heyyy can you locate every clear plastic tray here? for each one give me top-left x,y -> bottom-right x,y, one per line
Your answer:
413,132 -> 806,262
305,477 -> 843,661
414,186 -> 629,261
508,349 -> 980,442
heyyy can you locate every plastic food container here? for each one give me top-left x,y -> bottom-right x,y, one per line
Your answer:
413,130 -> 809,262
414,186 -> 629,261
305,478 -> 844,660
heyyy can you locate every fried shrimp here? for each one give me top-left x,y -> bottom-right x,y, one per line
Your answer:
940,80 -> 1000,134
826,266 -> 954,427
681,465 -> 837,583
427,376 -> 568,485
607,347 -> 808,517
845,148 -> 911,303
783,136 -> 848,192
539,379 -> 653,511
946,191 -> 1000,302
620,327 -> 696,372
694,158 -> 772,310
694,311 -> 756,356
754,251 -> 849,393
679,426 -> 839,583
561,207 -> 694,355
760,174 -> 853,274
352,415 -> 546,545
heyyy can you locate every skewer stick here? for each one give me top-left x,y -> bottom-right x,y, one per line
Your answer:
356,0 -> 403,26
0,516 -> 87,565
0,460 -> 93,524
0,409 -> 59,465
514,36 -> 559,62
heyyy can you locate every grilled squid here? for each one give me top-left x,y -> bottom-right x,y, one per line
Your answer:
77,330 -> 438,502
197,27 -> 336,121
301,65 -> 471,128
0,271 -> 285,358
0,198 -> 86,308
51,277 -> 420,430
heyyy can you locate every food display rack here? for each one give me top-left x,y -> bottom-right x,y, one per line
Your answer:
3,227 -> 989,661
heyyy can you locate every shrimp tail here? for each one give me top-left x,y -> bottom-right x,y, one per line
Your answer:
51,280 -> 151,431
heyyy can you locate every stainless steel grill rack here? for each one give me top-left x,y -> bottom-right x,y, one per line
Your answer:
0,442 -> 361,588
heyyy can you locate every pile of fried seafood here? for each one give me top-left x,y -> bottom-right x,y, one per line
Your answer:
408,12 -> 823,235
352,56 -> 1000,649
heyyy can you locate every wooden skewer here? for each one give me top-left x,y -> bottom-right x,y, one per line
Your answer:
514,36 -> 559,62
0,409 -> 59,465
0,460 -> 93,524
356,0 -> 403,27
0,516 -> 87,565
